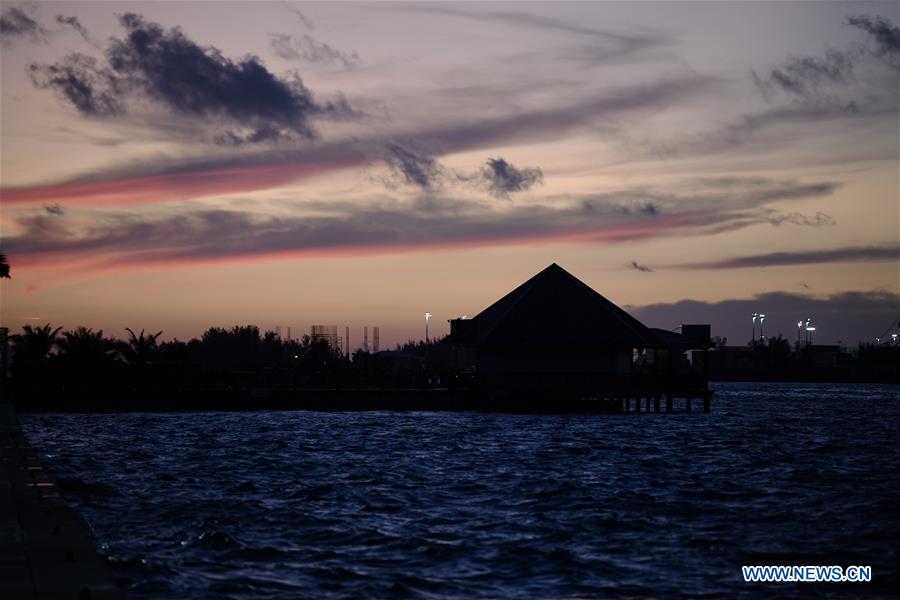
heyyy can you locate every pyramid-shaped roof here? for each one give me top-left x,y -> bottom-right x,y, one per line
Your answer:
467,263 -> 666,348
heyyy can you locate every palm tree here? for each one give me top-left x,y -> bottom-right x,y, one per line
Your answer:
56,327 -> 117,365
0,253 -> 9,279
118,328 -> 163,365
10,324 -> 62,366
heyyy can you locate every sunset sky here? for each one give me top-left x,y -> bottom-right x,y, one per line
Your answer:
1,1 -> 898,348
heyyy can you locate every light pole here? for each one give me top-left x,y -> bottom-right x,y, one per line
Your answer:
424,312 -> 432,342
797,320 -> 804,344
752,313 -> 758,344
805,318 -> 815,345
759,313 -> 766,342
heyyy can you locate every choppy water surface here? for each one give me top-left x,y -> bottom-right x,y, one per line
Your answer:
21,383 -> 900,598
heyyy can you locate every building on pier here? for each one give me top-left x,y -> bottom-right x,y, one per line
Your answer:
448,263 -> 712,398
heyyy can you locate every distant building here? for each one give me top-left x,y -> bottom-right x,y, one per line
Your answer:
310,325 -> 341,352
448,263 -> 710,394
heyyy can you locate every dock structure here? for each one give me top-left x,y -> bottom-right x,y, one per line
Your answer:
1,405 -> 122,599
449,263 -> 714,412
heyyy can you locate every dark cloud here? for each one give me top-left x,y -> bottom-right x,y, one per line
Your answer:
678,244 -> 900,270
379,149 -> 544,198
630,290 -> 900,346
55,14 -> 91,42
629,261 -> 653,273
753,14 -> 900,105
612,200 -> 659,216
269,33 -> 360,69
43,203 -> 65,216
0,7 -> 45,42
29,54 -> 124,116
847,14 -> 900,66
480,158 -> 543,198
29,13 -> 349,144
754,48 -> 855,100
383,143 -> 445,190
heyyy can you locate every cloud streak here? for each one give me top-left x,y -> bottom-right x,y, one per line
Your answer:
3,178 -> 841,270
629,261 -> 653,273
678,244 -> 900,270
385,4 -> 666,64
269,33 -> 360,69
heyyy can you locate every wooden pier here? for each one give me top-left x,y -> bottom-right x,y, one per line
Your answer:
616,390 -> 713,413
14,385 -> 711,414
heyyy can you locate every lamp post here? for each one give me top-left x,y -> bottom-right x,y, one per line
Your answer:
424,312 -> 432,342
797,320 -> 804,344
752,313 -> 758,344
759,313 -> 766,342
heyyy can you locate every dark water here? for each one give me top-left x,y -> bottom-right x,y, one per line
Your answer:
20,383 -> 900,598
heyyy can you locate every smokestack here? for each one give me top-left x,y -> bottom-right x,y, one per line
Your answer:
373,327 -> 380,353
364,326 -> 369,353
287,326 -> 291,341
345,326 -> 349,359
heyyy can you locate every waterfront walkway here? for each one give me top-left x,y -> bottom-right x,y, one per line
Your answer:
0,405 -> 121,599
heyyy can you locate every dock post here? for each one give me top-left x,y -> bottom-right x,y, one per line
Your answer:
703,393 -> 711,413
665,393 -> 672,412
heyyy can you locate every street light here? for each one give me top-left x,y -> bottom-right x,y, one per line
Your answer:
797,320 -> 804,344
759,313 -> 766,341
752,313 -> 758,343
424,312 -> 432,342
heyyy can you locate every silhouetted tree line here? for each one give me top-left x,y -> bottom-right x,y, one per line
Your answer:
3,323 -> 453,409
701,335 -> 900,382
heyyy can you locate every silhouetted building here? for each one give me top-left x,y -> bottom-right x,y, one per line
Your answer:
448,263 -> 709,394
310,325 -> 341,352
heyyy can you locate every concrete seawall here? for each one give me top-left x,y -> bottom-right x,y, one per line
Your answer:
1,405 -> 122,599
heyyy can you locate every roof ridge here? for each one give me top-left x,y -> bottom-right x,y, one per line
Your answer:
476,264 -> 554,340
557,266 -> 664,346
